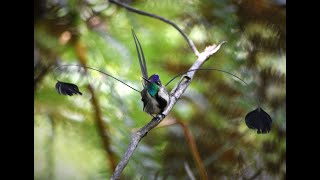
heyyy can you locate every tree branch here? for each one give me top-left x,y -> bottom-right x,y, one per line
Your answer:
184,162 -> 196,180
75,40 -> 117,172
111,41 -> 226,180
87,84 -> 117,171
106,1 -> 227,179
108,0 -> 200,56
176,119 -> 208,180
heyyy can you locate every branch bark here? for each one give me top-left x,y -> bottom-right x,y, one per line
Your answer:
111,42 -> 226,180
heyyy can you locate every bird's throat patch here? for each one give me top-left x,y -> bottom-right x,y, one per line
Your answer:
147,83 -> 159,97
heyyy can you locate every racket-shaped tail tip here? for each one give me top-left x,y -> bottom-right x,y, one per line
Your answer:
55,81 -> 82,96
245,107 -> 272,134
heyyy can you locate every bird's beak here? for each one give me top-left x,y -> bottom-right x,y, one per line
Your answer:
142,77 -> 152,84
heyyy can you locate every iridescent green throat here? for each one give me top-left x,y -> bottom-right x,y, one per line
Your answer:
147,82 -> 159,97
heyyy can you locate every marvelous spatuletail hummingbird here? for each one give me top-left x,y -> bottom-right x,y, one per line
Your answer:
54,29 -> 272,134
131,30 -> 170,116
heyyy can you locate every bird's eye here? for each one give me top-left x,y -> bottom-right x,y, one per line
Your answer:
156,82 -> 161,85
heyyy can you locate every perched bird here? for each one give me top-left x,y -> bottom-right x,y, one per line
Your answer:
132,30 -> 170,116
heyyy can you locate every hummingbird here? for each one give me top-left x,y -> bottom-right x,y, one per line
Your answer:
54,29 -> 272,134
132,29 -> 170,116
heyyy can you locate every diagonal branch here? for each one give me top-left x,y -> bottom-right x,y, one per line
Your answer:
109,0 -> 200,56
176,119 -> 208,180
75,40 -> 117,172
184,162 -> 196,180
107,1 -> 227,179
87,84 -> 117,171
111,41 -> 226,180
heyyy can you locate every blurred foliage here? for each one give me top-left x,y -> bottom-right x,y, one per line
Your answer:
34,0 -> 286,179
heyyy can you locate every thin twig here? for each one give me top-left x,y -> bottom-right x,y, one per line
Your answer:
111,42 -> 226,180
184,162 -> 196,180
75,40 -> 117,172
108,0 -> 200,56
87,84 -> 117,171
177,119 -> 208,180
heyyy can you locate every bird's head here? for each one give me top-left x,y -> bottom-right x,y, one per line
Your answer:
143,74 -> 161,97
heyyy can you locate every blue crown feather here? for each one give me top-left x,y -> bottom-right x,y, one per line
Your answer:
150,74 -> 159,83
